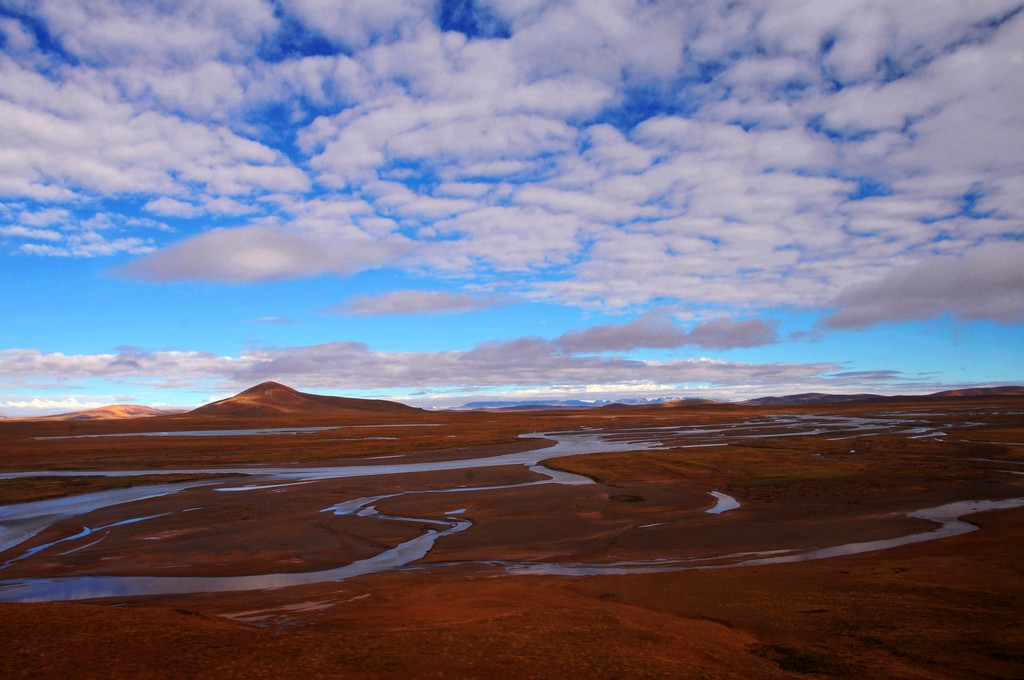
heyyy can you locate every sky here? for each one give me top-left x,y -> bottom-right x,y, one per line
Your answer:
1,0 -> 1023,416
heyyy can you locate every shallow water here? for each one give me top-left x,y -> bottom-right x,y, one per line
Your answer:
35,426 -> 346,440
501,497 -> 1024,576
7,487 -> 1016,602
706,491 -> 740,514
0,481 -> 227,555
0,414 -> 1012,602
35,423 -> 442,440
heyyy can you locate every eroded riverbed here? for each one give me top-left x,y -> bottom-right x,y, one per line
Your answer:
0,411 -> 1021,603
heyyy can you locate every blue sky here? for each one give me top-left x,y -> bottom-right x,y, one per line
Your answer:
1,0 -> 1023,415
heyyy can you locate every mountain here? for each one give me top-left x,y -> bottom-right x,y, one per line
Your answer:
927,386 -> 1024,398
458,397 -> 720,411
745,393 -> 883,406
189,382 -> 420,418
459,399 -> 603,410
39,405 -> 183,421
746,386 -> 1024,406
633,398 -> 722,408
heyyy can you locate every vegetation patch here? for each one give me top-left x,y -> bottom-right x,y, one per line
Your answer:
728,468 -> 863,489
750,643 -> 848,675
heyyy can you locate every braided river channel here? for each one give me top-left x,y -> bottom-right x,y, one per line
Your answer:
1,413 -> 1021,602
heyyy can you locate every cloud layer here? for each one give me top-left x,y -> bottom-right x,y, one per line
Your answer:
0,1 -> 1020,321
0,340 -> 851,408
554,314 -> 778,352
338,290 -> 503,316
1,2 -> 1022,414
826,242 -> 1024,328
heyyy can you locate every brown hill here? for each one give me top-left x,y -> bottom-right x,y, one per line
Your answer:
928,386 -> 1024,399
189,382 -> 420,418
746,386 -> 1024,406
600,399 -> 721,410
39,405 -> 182,421
745,392 -> 883,406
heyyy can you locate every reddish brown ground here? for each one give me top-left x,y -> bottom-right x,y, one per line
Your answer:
0,398 -> 1022,678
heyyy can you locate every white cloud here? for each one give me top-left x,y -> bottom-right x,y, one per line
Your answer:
0,0 -> 1019,326
0,396 -> 114,418
5,208 -> 170,257
0,68 -> 310,200
826,242 -> 1024,328
29,0 -> 278,66
200,196 -> 261,217
282,0 -> 435,50
0,348 -> 227,381
121,224 -> 411,283
114,61 -> 249,121
5,0 -> 1023,418
339,290 -> 503,316
0,339 -> 841,398
421,204 -> 584,273
504,0 -> 693,83
21,234 -> 155,258
144,197 -> 201,218
18,208 -> 70,227
554,313 -> 778,353
0,17 -> 36,52
303,92 -> 582,187
685,317 -> 781,349
0,225 -> 62,242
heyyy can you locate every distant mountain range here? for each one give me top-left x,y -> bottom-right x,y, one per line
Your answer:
37,405 -> 184,421
458,397 -> 717,411
463,387 -> 1024,410
12,383 -> 1024,420
744,386 -> 1024,406
743,393 -> 884,406
929,386 -> 1024,398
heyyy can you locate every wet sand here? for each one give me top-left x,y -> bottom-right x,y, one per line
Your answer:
0,398 -> 1022,678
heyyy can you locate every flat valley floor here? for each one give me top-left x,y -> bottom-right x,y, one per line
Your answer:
0,398 -> 1022,678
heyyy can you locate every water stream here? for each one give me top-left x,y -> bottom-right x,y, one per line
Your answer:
0,413 -> 1015,602
501,498 -> 1024,576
